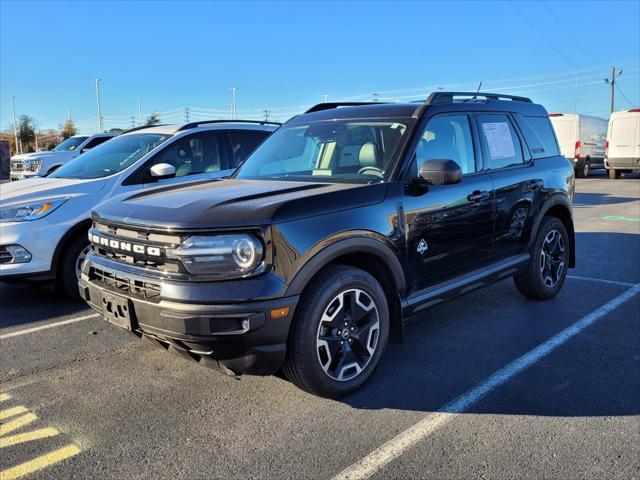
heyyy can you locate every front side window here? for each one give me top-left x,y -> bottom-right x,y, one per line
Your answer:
53,136 -> 89,152
477,114 -> 524,169
235,120 -> 409,183
413,114 -> 476,175
50,133 -> 170,179
152,132 -> 224,177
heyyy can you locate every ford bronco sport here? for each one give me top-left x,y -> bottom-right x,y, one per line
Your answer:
80,92 -> 575,398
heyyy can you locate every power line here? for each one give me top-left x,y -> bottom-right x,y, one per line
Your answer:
615,83 -> 634,106
541,1 -> 598,64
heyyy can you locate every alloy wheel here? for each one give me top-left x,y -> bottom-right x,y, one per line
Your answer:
316,288 -> 380,382
539,229 -> 565,288
75,245 -> 92,281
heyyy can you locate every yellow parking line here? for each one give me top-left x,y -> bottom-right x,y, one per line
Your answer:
0,414 -> 37,436
0,444 -> 81,480
0,394 -> 10,402
0,428 -> 60,449
0,407 -> 28,421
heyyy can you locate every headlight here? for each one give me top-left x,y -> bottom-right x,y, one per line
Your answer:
26,159 -> 42,172
167,234 -> 264,277
0,198 -> 67,222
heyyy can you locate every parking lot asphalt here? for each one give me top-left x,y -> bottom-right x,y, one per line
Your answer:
1,170 -> 639,480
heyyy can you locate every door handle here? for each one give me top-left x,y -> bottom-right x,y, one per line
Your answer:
467,190 -> 491,203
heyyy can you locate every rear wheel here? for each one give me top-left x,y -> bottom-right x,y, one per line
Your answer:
283,265 -> 389,398
608,168 -> 621,179
514,217 -> 569,300
56,235 -> 91,299
576,159 -> 589,178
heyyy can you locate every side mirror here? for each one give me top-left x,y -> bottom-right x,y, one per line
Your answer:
149,163 -> 176,180
419,159 -> 462,185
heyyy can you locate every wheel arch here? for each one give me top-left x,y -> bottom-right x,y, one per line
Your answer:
285,236 -> 406,342
529,195 -> 576,268
51,218 -> 92,273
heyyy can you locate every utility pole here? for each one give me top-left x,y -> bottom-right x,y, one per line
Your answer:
231,87 -> 237,119
93,78 -> 103,132
35,131 -> 39,152
184,107 -> 190,123
137,99 -> 142,126
11,96 -> 19,155
130,116 -> 136,129
604,66 -> 623,114
263,109 -> 271,122
372,92 -> 379,102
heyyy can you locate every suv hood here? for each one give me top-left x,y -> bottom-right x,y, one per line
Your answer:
94,178 -> 388,229
0,177 -> 107,204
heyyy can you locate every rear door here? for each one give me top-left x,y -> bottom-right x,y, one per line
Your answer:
609,114 -> 640,165
549,115 -> 577,160
402,113 -> 495,292
476,113 -> 546,258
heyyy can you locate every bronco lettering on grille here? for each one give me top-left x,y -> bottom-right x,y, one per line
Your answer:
91,234 -> 162,257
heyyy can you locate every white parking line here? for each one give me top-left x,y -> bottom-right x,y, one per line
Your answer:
0,314 -> 100,340
567,275 -> 635,287
333,282 -> 640,480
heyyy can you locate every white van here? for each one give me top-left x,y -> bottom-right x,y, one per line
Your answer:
549,113 -> 608,177
605,108 -> 640,179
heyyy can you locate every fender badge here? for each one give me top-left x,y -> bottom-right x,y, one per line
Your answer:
417,239 -> 429,255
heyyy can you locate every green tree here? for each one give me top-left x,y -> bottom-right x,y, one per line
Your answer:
18,115 -> 36,149
61,119 -> 78,139
144,112 -> 161,126
108,128 -> 124,133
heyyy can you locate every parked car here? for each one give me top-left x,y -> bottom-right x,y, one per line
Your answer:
604,108 -> 640,179
549,113 -> 607,178
80,92 -> 575,398
10,133 -> 118,181
0,121 -> 278,297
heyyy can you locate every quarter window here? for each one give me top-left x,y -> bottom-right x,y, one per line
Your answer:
413,115 -> 476,175
477,114 -> 524,169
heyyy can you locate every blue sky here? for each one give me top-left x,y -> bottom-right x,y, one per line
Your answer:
1,0 -> 639,133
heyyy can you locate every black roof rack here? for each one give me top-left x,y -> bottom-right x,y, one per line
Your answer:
122,124 -> 170,134
305,102 -> 387,114
426,91 -> 532,104
176,119 -> 281,132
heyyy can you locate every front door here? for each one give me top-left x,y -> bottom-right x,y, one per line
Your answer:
402,113 -> 495,295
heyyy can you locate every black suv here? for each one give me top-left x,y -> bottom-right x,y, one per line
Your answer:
80,92 -> 575,398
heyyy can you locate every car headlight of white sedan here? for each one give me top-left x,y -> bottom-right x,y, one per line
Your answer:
0,198 -> 68,222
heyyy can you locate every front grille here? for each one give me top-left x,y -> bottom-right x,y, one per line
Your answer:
90,266 -> 161,302
0,247 -> 13,264
91,221 -> 183,274
10,161 -> 24,171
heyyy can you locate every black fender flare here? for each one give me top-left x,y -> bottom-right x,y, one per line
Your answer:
285,236 -> 406,297
528,193 -> 576,267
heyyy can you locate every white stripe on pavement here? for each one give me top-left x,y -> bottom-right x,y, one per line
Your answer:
567,275 -> 635,287
333,283 -> 640,480
0,314 -> 100,340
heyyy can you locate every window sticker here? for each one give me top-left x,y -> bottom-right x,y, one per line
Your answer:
482,122 -> 516,160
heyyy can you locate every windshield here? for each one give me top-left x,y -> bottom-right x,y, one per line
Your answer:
50,133 -> 171,179
53,136 -> 89,151
234,119 -> 410,183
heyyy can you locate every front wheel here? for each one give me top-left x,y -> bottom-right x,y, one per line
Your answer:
514,217 -> 569,300
283,265 -> 389,398
56,235 -> 91,299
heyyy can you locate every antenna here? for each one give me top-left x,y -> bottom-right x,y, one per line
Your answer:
474,81 -> 483,98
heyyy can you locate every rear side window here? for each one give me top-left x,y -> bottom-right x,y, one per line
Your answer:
518,116 -> 560,158
228,130 -> 270,167
476,114 -> 524,169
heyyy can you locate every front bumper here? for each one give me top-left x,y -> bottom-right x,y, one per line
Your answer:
79,254 -> 299,376
0,219 -> 67,278
9,171 -> 39,182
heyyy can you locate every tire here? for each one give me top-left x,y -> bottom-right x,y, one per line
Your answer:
576,159 -> 589,178
608,168 -> 621,179
282,265 -> 389,398
55,235 -> 91,299
514,217 -> 569,300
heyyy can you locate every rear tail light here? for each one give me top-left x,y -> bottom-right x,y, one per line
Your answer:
574,141 -> 581,159
605,140 -> 609,159
548,113 -> 563,117
629,108 -> 640,112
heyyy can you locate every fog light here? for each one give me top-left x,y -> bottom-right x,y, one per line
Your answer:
4,244 -> 32,263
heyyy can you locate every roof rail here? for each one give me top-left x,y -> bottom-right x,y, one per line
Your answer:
122,124 -> 170,134
305,102 -> 387,114
176,119 -> 281,132
426,91 -> 533,104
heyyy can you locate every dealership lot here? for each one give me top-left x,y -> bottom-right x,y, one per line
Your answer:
1,172 -> 638,479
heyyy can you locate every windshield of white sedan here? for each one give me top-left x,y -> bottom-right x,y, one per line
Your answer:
53,136 -> 88,151
50,134 -> 171,179
235,120 -> 409,183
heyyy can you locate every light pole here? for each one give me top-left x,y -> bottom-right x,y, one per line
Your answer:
137,99 -> 142,126
93,78 -> 103,132
322,94 -> 329,103
231,87 -> 237,119
11,96 -> 19,154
